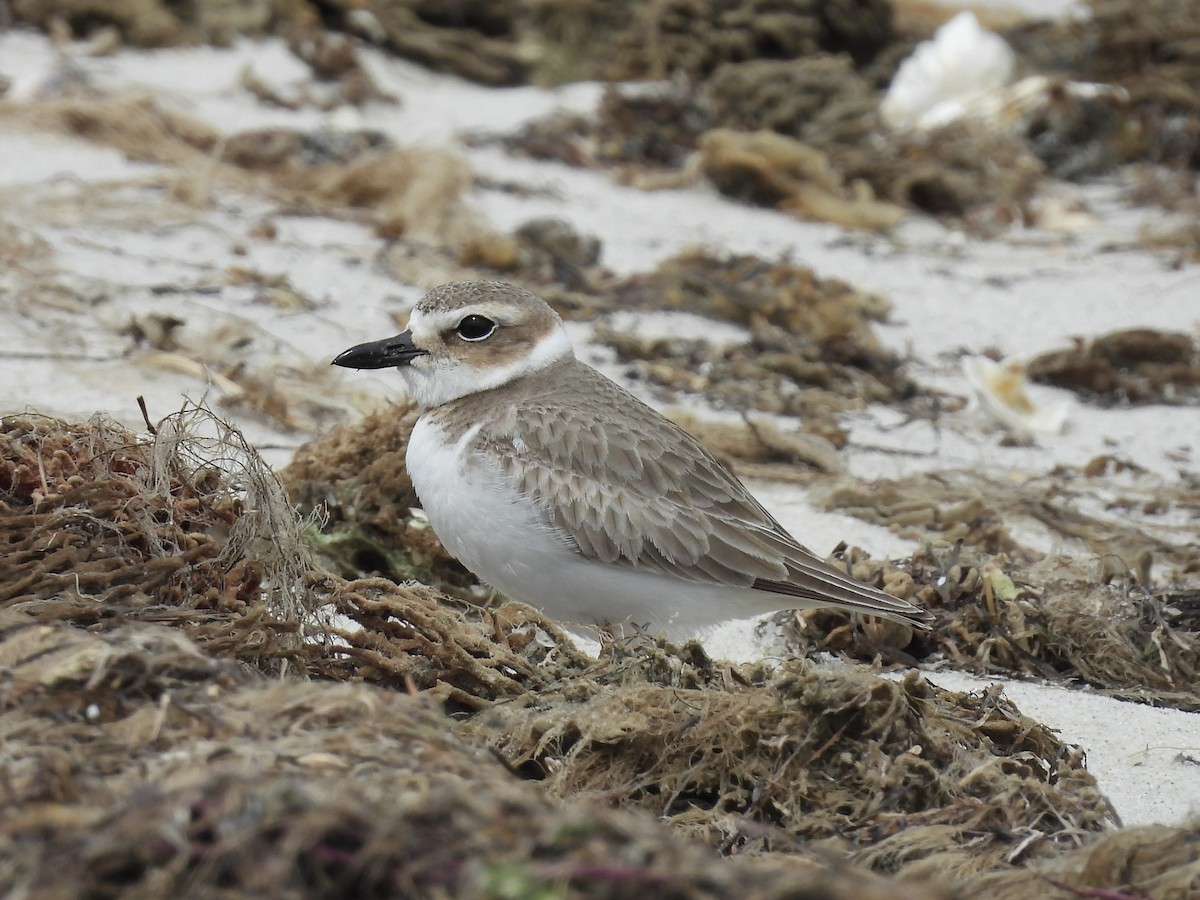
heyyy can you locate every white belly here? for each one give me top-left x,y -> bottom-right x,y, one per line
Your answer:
405,416 -> 789,640
406,415 -> 572,600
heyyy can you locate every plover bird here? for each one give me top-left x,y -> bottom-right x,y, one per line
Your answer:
333,281 -> 933,640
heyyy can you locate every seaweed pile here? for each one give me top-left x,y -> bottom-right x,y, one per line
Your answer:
15,0 -> 1198,228
807,468 -> 1200,710
7,408 -> 1196,898
1028,327 -> 1200,407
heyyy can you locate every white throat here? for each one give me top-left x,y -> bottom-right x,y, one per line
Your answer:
398,322 -> 573,408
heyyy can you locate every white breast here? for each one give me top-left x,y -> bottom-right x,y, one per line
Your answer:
405,415 -> 573,602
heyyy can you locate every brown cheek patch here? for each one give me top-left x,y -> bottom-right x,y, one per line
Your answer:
443,324 -> 544,371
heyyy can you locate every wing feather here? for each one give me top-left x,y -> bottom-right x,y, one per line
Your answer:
474,361 -> 931,627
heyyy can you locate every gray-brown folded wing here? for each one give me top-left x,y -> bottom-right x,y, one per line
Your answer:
475,365 -> 932,626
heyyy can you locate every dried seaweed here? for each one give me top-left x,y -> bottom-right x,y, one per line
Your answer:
1028,328 -> 1200,407
820,466 -> 1200,577
591,249 -> 917,435
9,0 -> 899,89
963,822 -> 1200,898
485,83 -> 715,174
0,405 -> 1188,897
7,617 -> 885,899
1011,0 -> 1200,171
704,56 -> 880,149
0,407 -> 589,705
787,541 -> 1200,710
697,128 -> 907,229
603,0 -> 895,80
810,464 -> 1200,707
0,407 -> 312,668
3,92 -> 482,244
466,654 -> 1113,871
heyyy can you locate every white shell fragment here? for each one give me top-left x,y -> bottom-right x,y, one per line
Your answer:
882,12 -> 1127,136
881,12 -> 1016,131
963,355 -> 1070,436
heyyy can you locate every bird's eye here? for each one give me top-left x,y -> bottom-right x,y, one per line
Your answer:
455,314 -> 496,341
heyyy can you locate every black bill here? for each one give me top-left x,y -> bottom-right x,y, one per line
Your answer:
332,330 -> 428,369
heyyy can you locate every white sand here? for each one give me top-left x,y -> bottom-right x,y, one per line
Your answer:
1,28 -> 1197,828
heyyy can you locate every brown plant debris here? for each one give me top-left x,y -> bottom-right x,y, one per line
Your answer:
9,7 -> 1046,224
3,614 -> 959,900
834,122 -> 1045,220
1027,328 -> 1200,406
217,127 -> 479,241
0,407 -> 583,705
134,315 -> 351,433
495,82 -> 1044,223
863,545 -> 1196,709
0,406 -> 312,663
343,0 -> 898,85
221,127 -> 394,170
590,249 -> 918,432
11,0 -> 900,87
698,128 -> 907,229
614,248 -> 893,336
605,0 -> 895,81
5,90 -> 482,244
466,654 -> 1113,871
461,216 -> 605,285
282,25 -> 396,108
820,465 -> 1200,575
17,91 -> 222,164
1011,0 -> 1200,171
281,399 -> 470,593
811,466 -> 1200,708
962,822 -> 1200,899
486,83 -> 715,174
2,406 -> 1190,896
704,55 -> 881,149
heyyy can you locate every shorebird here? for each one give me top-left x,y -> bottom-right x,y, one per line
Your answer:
333,281 -> 932,640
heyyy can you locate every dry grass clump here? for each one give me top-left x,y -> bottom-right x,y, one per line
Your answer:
0,407 -> 591,706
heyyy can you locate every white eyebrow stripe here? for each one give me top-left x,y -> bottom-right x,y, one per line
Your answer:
412,304 -> 519,334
